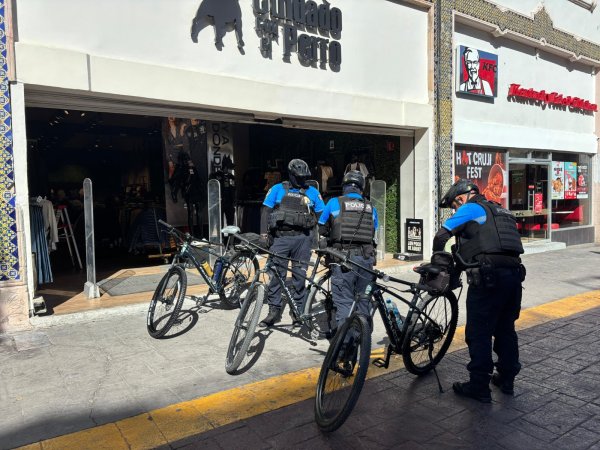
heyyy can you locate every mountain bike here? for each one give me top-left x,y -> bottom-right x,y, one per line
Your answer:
225,233 -> 335,374
147,221 -> 259,339
314,247 -> 462,432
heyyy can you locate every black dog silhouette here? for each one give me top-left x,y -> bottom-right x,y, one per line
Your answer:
191,0 -> 244,51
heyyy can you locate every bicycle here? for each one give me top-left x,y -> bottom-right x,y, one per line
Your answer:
314,247 -> 462,432
146,220 -> 259,339
225,233 -> 335,374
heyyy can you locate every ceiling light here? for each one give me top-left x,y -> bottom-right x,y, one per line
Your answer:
49,123 -> 54,126
64,110 -> 69,115
81,112 -> 86,117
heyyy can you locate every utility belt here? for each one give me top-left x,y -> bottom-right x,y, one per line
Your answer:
465,258 -> 526,288
332,243 -> 374,258
274,228 -> 311,238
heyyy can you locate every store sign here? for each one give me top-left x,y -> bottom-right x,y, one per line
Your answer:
456,45 -> 498,98
455,147 -> 508,208
508,84 -> 598,112
405,219 -> 423,255
253,0 -> 342,70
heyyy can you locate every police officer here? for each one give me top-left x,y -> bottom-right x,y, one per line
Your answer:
433,179 -> 524,402
259,159 -> 325,328
318,170 -> 378,329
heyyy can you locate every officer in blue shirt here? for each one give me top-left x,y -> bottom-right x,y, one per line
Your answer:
259,159 -> 325,328
319,170 -> 378,330
434,179 -> 524,403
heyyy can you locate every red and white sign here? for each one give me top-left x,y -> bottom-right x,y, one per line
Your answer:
508,84 -> 598,112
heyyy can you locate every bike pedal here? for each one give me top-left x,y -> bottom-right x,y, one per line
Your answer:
372,358 -> 387,368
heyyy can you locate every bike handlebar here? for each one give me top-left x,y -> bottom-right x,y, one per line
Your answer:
157,220 -> 225,247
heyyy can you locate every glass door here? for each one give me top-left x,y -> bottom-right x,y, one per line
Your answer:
508,162 -> 550,241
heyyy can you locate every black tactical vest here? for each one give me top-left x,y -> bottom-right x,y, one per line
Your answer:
458,199 -> 524,263
330,196 -> 374,245
269,182 -> 316,231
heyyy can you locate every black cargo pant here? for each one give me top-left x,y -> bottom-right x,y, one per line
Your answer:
267,233 -> 313,311
331,254 -> 374,326
465,266 -> 522,388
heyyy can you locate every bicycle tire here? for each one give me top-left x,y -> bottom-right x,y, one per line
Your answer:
401,291 -> 458,376
225,282 -> 266,374
315,313 -> 371,432
219,251 -> 259,309
305,271 -> 335,338
147,265 -> 187,339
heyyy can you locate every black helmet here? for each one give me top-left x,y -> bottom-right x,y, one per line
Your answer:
287,159 -> 311,177
288,159 -> 311,188
342,170 -> 365,191
439,179 -> 479,208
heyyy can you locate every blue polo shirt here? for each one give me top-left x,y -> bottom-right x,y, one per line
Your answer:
319,193 -> 379,230
263,183 -> 325,213
442,203 -> 486,233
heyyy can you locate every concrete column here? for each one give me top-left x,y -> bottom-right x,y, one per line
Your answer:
414,128 -> 434,257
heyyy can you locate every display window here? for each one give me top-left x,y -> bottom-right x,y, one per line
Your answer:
550,153 -> 592,229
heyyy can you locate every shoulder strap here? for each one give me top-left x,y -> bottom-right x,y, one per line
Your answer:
282,181 -> 290,194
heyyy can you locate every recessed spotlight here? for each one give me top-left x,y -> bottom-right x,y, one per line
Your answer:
64,110 -> 69,115
81,112 -> 86,117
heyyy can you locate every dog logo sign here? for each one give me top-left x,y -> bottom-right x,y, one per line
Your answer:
191,0 -> 245,51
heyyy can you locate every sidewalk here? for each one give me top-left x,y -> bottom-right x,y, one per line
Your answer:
2,245 -> 600,449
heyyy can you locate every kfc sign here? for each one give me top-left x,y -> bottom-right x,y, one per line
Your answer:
456,46 -> 498,98
508,84 -> 598,112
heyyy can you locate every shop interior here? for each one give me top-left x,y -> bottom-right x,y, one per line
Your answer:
25,107 -> 401,315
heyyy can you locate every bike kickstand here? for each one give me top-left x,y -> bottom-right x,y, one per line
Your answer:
428,343 -> 444,393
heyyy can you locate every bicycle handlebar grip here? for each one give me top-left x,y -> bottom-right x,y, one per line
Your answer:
158,219 -> 171,229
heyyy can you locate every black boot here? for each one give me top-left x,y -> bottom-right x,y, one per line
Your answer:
491,373 -> 514,395
289,308 -> 302,328
452,381 -> 492,403
259,305 -> 282,328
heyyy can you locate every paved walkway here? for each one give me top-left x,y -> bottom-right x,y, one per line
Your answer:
2,245 -> 600,449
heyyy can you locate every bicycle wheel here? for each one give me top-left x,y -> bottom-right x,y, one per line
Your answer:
402,291 -> 458,376
219,251 -> 259,309
147,265 -> 187,339
315,314 -> 371,432
225,282 -> 265,374
306,271 -> 335,338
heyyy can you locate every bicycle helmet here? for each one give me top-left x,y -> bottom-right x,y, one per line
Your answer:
342,170 -> 365,191
288,159 -> 311,188
439,179 -> 479,208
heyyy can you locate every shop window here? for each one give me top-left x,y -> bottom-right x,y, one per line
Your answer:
509,149 -> 529,159
531,151 -> 550,160
550,153 -> 592,229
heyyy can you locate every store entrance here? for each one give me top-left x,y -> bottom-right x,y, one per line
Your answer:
509,162 -> 550,241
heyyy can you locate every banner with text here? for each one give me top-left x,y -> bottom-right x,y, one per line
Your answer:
454,147 -> 507,208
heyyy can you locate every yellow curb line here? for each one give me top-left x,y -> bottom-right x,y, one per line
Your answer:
22,291 -> 600,450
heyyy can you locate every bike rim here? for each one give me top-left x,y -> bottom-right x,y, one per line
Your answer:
227,288 -> 260,364
223,256 -> 256,301
317,322 -> 364,423
407,295 -> 453,368
150,275 -> 181,332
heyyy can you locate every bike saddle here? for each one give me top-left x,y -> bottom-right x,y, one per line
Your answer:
221,225 -> 240,235
413,264 -> 441,275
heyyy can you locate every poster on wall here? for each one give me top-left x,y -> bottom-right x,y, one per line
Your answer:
163,118 -> 208,227
551,161 -> 565,200
455,147 -> 507,208
456,45 -> 498,98
577,165 -> 589,199
563,162 -> 577,200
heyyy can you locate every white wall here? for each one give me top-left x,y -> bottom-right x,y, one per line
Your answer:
491,0 -> 600,45
454,23 -> 597,153
13,0 -> 430,126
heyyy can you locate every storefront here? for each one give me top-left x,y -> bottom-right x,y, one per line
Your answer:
453,19 -> 598,246
4,0 -> 435,320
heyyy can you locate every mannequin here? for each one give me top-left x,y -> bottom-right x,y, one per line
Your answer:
317,160 -> 334,193
344,154 -> 369,178
209,155 -> 236,226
